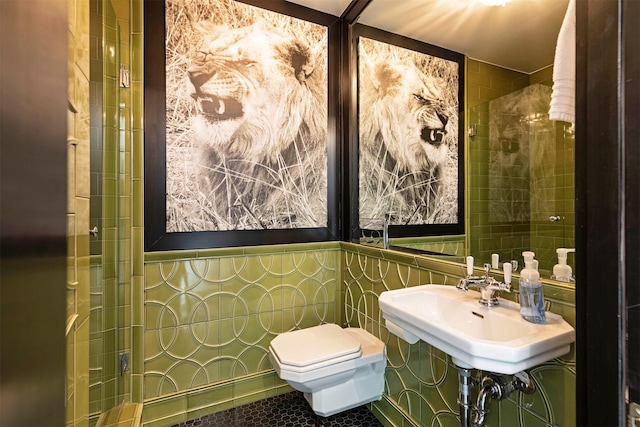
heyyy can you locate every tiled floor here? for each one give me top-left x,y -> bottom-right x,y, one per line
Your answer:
171,391 -> 384,427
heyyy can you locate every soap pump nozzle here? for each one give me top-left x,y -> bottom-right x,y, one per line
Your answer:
551,248 -> 576,283
556,248 -> 575,264
522,251 -> 535,270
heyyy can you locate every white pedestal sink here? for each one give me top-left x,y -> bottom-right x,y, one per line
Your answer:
379,284 -> 575,375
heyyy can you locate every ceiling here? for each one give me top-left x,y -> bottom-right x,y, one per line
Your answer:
286,0 -> 570,74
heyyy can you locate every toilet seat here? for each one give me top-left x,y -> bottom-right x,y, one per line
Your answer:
269,324 -> 362,373
268,324 -> 387,417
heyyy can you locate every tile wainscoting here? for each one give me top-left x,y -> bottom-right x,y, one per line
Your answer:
139,241 -> 575,427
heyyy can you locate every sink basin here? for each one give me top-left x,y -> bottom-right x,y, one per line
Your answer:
379,285 -> 575,374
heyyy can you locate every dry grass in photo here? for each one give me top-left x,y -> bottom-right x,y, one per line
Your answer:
165,0 -> 328,232
358,37 -> 459,225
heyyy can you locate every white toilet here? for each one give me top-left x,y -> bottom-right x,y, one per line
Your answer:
268,323 -> 386,417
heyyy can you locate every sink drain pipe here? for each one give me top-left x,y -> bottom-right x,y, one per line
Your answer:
457,367 -> 536,427
458,368 -> 475,427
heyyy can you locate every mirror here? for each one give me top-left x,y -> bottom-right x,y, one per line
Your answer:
468,82 -> 575,277
353,0 -> 575,280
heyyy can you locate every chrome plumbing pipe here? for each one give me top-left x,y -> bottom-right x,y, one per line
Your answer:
458,367 -> 474,427
457,367 -> 536,427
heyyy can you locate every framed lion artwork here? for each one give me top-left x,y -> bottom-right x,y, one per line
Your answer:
354,25 -> 465,239
144,0 -> 339,251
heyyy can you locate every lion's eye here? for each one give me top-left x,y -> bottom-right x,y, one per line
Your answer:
239,60 -> 256,68
413,94 -> 428,104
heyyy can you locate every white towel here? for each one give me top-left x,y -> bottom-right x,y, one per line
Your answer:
549,0 -> 576,126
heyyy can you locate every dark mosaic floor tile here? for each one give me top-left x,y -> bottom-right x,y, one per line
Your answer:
171,391 -> 384,427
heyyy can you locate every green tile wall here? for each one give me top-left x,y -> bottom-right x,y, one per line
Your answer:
467,60 -> 531,267
104,0 -> 121,413
341,243 -> 576,427
114,0 -> 133,406
89,0 -> 106,414
89,0 -> 141,424
131,0 -> 145,406
467,61 -> 576,274
528,73 -> 576,274
137,242 -> 575,427
388,235 -> 465,259
141,243 -> 341,426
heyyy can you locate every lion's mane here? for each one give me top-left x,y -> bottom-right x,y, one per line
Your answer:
359,56 -> 454,223
187,22 -> 327,229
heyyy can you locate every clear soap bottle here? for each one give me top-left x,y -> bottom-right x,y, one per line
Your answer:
519,251 -> 546,324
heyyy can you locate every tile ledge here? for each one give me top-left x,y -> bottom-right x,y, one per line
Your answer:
95,402 -> 143,427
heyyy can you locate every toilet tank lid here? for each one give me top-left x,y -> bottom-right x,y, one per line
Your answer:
270,324 -> 361,368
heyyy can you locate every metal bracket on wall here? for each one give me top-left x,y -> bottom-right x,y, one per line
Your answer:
630,402 -> 640,427
119,352 -> 129,376
120,64 -> 130,88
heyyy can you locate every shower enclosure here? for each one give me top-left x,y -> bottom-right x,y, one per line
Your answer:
89,0 -> 133,421
469,83 -> 575,276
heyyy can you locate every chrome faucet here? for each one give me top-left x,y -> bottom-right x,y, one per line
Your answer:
457,256 -> 512,307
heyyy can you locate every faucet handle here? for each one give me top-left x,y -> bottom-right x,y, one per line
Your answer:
503,262 -> 512,284
466,256 -> 474,276
483,263 -> 491,276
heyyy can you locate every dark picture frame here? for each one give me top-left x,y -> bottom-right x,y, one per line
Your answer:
352,24 -> 465,240
144,0 -> 340,251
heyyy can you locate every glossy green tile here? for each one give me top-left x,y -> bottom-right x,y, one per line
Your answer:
142,415 -> 188,427
214,317 -> 235,347
430,412 -> 460,427
231,314 -> 271,347
139,244 -> 576,425
288,306 -> 315,330
371,397 -> 410,427
237,255 -> 276,284
529,364 -> 575,425
292,277 -> 326,306
155,325 -> 197,360
417,269 -> 434,285
517,408 -> 550,427
307,302 -> 332,325
266,310 -> 285,335
281,251 -> 317,277
103,377 -> 117,407
233,372 -> 277,398
218,256 -> 241,282
141,396 -> 188,424
232,391 -> 268,409
467,70 -> 491,87
227,345 -> 269,378
237,283 -> 273,314
186,383 -> 233,412
283,242 -> 336,253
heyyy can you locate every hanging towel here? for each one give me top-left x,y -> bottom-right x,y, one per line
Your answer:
549,0 -> 576,127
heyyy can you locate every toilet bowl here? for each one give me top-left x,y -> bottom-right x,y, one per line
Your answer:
268,323 -> 386,417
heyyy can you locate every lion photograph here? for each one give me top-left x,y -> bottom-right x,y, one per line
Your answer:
165,0 -> 328,232
358,37 -> 460,226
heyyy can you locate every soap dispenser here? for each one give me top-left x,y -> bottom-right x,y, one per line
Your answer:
551,248 -> 576,283
519,251 -> 546,324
